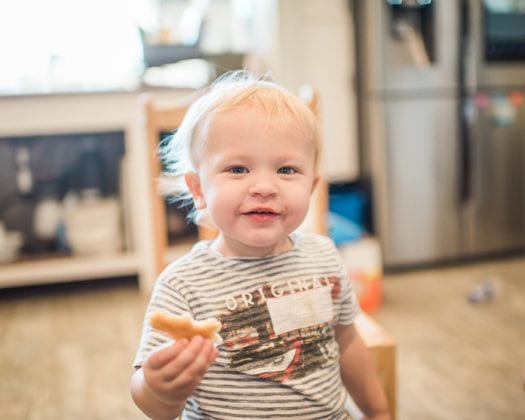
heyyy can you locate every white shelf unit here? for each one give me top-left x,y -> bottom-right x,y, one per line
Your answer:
0,253 -> 139,289
0,89 -> 192,293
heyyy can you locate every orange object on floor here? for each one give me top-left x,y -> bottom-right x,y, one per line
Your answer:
339,237 -> 384,313
350,270 -> 383,313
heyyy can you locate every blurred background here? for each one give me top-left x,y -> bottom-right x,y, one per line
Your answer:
0,0 -> 524,419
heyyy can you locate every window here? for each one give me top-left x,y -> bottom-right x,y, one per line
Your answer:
0,0 -> 148,94
0,0 -> 258,95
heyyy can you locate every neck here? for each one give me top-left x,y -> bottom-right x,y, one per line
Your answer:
210,235 -> 293,258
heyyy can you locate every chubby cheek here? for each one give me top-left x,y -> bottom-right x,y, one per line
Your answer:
282,184 -> 314,222
288,193 -> 312,224
202,183 -> 240,221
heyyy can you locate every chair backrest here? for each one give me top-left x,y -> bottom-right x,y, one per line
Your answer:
143,95 -> 192,277
143,86 -> 329,276
297,86 -> 329,236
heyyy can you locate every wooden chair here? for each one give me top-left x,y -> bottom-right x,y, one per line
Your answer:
296,85 -> 329,236
355,313 -> 397,419
143,94 -> 183,280
142,92 -> 213,279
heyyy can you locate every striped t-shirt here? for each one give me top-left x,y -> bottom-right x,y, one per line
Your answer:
134,232 -> 360,419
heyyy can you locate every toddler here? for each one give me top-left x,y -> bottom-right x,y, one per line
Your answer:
131,71 -> 390,419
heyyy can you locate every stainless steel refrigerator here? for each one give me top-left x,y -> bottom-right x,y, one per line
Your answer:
354,0 -> 525,267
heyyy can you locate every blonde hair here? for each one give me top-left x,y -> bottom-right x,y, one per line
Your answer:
162,70 -> 322,223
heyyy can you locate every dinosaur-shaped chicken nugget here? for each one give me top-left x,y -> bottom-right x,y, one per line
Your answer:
150,311 -> 222,343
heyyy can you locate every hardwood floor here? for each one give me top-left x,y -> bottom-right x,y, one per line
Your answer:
0,278 -> 149,420
375,256 -> 525,420
0,256 -> 524,419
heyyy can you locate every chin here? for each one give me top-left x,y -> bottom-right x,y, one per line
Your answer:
243,236 -> 291,253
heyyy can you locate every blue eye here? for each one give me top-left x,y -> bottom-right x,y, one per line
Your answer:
278,167 -> 297,175
228,166 -> 248,174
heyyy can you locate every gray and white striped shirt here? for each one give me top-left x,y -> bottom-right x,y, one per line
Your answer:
134,232 -> 359,419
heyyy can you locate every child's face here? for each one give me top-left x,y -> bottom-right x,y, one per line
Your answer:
186,105 -> 318,257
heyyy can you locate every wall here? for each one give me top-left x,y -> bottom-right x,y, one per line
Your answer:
252,0 -> 359,182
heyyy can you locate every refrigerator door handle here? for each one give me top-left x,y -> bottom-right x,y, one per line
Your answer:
459,0 -> 473,204
459,101 -> 473,204
461,0 -> 478,93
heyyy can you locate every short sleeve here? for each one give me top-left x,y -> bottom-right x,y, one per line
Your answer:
132,272 -> 191,368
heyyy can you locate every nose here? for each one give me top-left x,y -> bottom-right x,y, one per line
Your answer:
248,174 -> 279,197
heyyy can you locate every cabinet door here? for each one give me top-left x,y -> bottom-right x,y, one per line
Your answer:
372,96 -> 462,266
465,93 -> 525,254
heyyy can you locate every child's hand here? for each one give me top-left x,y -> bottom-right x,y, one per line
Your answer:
142,335 -> 218,406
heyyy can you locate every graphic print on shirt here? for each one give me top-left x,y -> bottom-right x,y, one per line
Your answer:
219,275 -> 341,382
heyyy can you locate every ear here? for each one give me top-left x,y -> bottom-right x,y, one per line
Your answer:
311,175 -> 321,194
185,172 -> 207,209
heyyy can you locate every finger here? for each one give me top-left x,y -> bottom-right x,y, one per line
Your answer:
172,337 -> 216,381
161,336 -> 208,381
208,346 -> 219,364
190,337 -> 216,373
150,339 -> 214,403
146,339 -> 189,370
170,335 -> 207,371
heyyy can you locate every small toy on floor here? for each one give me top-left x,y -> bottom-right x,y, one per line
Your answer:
466,277 -> 500,304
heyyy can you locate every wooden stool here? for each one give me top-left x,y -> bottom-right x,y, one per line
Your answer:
355,312 -> 397,419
